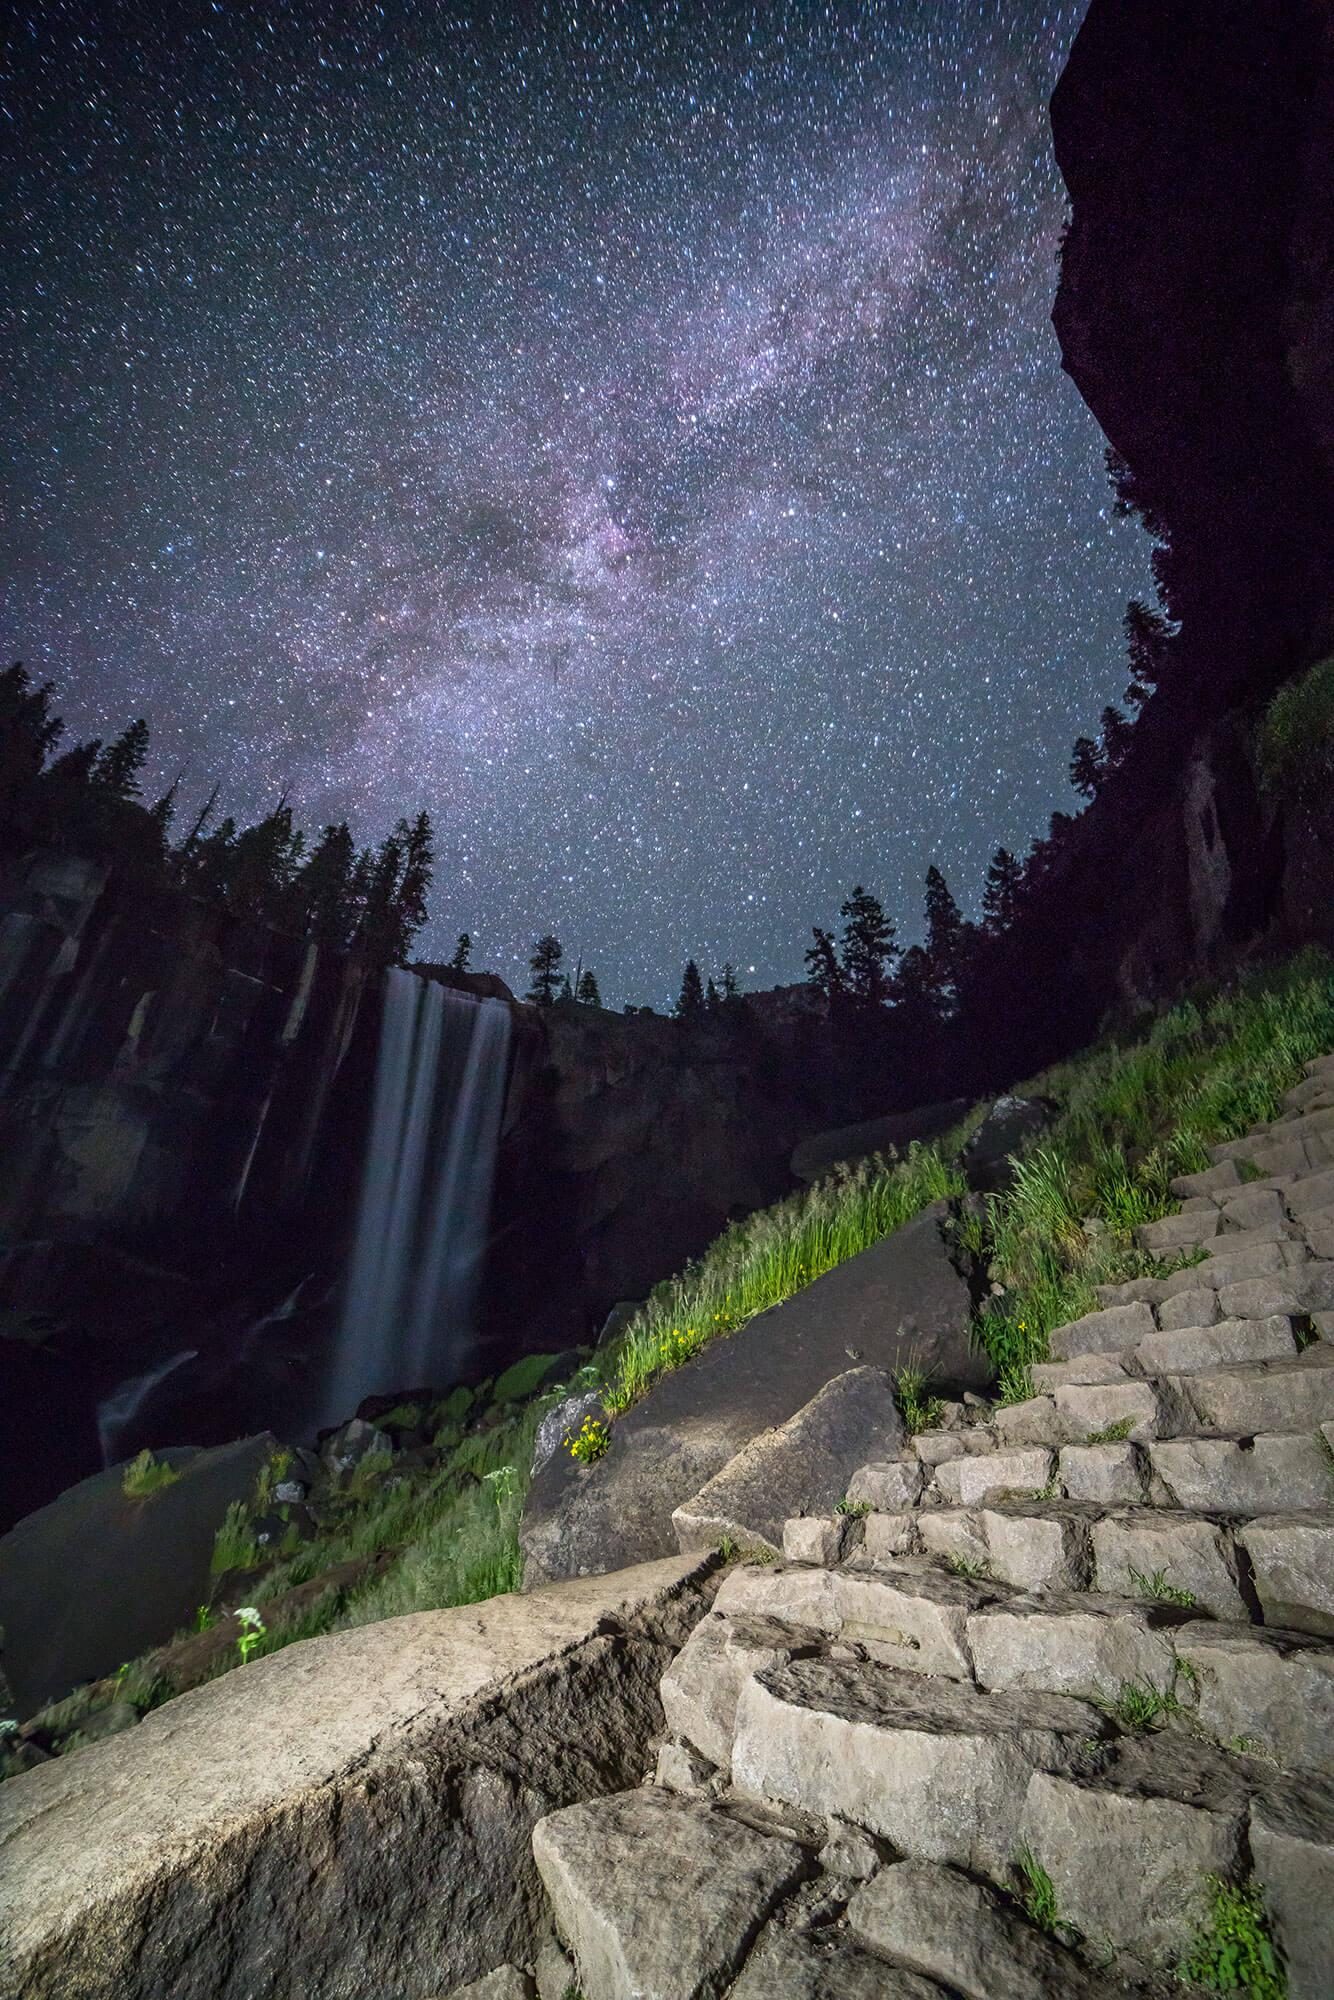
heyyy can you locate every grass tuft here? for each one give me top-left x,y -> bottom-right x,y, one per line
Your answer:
1129,1564 -> 1196,1608
1014,1845 -> 1079,1943
120,1450 -> 181,1499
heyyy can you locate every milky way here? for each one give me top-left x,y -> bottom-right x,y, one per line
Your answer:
3,0 -> 1147,1005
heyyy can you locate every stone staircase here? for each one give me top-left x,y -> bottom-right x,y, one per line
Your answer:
518,1054 -> 1334,1999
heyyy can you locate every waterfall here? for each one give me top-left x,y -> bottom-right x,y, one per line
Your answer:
97,1348 -> 199,1467
323,967 -> 512,1425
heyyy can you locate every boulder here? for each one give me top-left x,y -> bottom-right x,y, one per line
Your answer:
520,1204 -> 982,1587
961,1096 -> 1057,1193
0,1432 -> 282,1717
729,1921 -> 947,1998
531,1790 -> 811,2000
0,1554 -> 716,2000
671,1369 -> 902,1557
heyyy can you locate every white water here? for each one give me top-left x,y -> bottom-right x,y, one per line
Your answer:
97,1348 -> 198,1467
323,967 -> 512,1425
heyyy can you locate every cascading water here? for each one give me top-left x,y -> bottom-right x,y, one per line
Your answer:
322,967 -> 512,1425
97,1348 -> 199,1467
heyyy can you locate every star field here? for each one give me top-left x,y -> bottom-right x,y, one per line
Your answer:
2,0 -> 1147,1006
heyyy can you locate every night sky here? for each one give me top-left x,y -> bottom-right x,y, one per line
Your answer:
4,1 -> 1147,1007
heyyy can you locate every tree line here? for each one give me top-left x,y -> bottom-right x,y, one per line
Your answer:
0,666 -> 435,969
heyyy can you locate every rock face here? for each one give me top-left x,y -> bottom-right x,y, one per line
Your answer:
0,1433 -> 282,1717
0,842 -> 839,1526
0,1554 -> 717,2000
789,1099 -> 969,1185
520,1203 -> 984,1588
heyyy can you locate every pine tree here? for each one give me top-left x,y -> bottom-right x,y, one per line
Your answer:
301,823 -> 356,945
804,926 -> 843,1000
394,811 -> 433,956
448,932 -> 473,973
721,963 -> 740,1003
576,968 -> 601,1006
93,718 -> 150,799
1100,704 -> 1134,772
0,665 -> 63,810
922,865 -> 970,1016
528,934 -> 563,1005
1070,735 -> 1104,799
47,739 -> 103,787
705,975 -> 721,1012
147,778 -> 180,853
982,848 -> 1024,933
675,959 -> 705,1022
839,885 -> 896,1008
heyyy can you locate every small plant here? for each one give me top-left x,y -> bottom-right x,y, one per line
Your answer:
1085,1418 -> 1135,1445
253,1447 -> 293,1512
1129,1564 -> 1196,1607
996,1359 -> 1035,1407
1179,1876 -> 1285,1997
945,1551 -> 989,1579
483,1464 -> 520,1508
120,1449 -> 181,1499
835,1496 -> 872,1518
566,1415 -> 610,1464
1030,1476 -> 1061,1502
1235,1158 -> 1266,1185
1014,1845 -> 1079,1944
1098,1679 -> 1181,1733
193,1604 -> 216,1633
894,1363 -> 945,1435
235,1606 -> 266,1666
211,1501 -> 262,1577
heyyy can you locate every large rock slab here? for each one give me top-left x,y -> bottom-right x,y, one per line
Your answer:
532,1790 -> 811,2000
521,1204 -> 982,1587
0,1433 -> 282,1716
790,1100 -> 969,1184
0,1555 -> 716,2000
671,1369 -> 901,1557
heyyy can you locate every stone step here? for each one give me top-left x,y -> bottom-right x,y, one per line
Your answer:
532,1787 -> 1120,2000
730,1655 -> 1106,1881
681,1550 -> 1334,1776
729,1654 -> 1332,1980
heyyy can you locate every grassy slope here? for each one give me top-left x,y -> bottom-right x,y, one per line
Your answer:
9,948 -> 1333,1774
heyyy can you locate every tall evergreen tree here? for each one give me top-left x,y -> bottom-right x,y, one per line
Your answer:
0,665 -> 62,809
93,718 -> 150,799
1099,704 -> 1134,772
981,847 -> 1023,933
1069,735 -> 1104,799
675,958 -> 705,1022
839,885 -> 896,1008
301,823 -> 357,945
804,926 -> 843,1001
721,963 -> 740,1002
448,931 -> 473,973
576,968 -> 601,1006
705,974 -> 721,1012
528,933 -> 563,1005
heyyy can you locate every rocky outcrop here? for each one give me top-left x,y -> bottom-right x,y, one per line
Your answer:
519,1203 -> 986,1589
0,1553 -> 717,2000
0,1433 -> 281,1718
517,1053 -> 1334,1998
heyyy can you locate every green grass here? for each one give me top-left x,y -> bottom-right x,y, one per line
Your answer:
120,1449 -> 181,1499
1085,1418 -> 1135,1444
210,1501 -> 262,1576
1014,1846 -> 1078,1943
1129,1564 -> 1197,1608
1096,1679 -> 1182,1733
974,952 -> 1334,1384
1180,1878 -> 1286,1997
893,1363 -> 946,1435
945,1551 -> 989,1579
595,1141 -> 967,1420
1258,653 -> 1334,794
